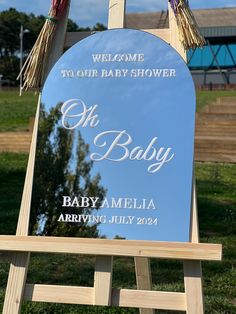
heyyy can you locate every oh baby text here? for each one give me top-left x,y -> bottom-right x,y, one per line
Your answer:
60,99 -> 175,173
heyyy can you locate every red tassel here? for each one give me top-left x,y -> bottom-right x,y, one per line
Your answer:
18,0 -> 69,91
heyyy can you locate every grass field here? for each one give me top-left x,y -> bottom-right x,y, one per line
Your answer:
0,90 -> 235,313
196,90 -> 236,112
0,90 -> 37,131
1,90 -> 236,131
0,153 -> 235,313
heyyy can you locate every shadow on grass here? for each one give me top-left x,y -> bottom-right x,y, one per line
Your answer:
198,195 -> 236,237
0,154 -> 27,234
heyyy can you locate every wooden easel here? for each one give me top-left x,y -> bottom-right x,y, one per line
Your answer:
0,1 -> 222,313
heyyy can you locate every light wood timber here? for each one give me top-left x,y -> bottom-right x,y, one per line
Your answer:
135,257 -> 154,314
43,1 -> 71,81
168,4 -> 204,310
94,256 -> 113,306
168,2 -> 186,59
2,1 -> 220,313
2,95 -> 40,314
184,174 -> 204,314
24,284 -> 186,311
143,29 -> 170,43
108,0 -> 126,29
108,2 -> 155,314
111,289 -> 186,311
0,236 -> 222,261
184,261 -> 204,314
92,1 -> 126,309
2,2 -> 71,313
143,10 -> 183,314
24,284 -> 94,305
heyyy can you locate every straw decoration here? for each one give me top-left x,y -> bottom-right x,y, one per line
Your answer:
169,0 -> 206,50
18,0 -> 68,91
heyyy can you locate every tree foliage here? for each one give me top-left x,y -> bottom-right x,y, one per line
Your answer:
30,104 -> 106,237
0,8 -> 43,57
0,8 -> 106,83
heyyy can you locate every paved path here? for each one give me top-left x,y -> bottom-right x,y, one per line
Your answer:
0,132 -> 32,153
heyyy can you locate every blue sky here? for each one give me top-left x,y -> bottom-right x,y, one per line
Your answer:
0,0 -> 236,27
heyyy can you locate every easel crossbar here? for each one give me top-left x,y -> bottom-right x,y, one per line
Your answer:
0,236 -> 222,261
24,284 -> 186,311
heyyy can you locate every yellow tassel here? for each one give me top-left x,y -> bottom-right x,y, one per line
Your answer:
169,0 -> 206,50
17,0 -> 68,92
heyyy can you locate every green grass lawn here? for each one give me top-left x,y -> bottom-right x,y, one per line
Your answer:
0,153 -> 235,313
196,90 -> 236,112
0,90 -> 37,131
1,89 -> 236,132
0,89 -> 235,312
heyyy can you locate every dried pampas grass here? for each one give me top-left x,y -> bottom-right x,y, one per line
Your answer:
18,0 -> 68,92
169,0 -> 206,50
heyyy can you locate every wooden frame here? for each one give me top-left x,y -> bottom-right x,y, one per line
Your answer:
0,236 -> 221,261
0,1 -> 222,313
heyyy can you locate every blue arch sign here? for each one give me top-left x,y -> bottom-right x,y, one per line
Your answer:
30,29 -> 196,242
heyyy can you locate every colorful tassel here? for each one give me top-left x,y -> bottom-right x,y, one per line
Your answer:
169,0 -> 206,50
18,0 -> 68,92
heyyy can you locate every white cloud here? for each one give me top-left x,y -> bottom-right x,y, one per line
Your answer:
69,0 -> 167,27
70,0 -> 108,26
0,0 -> 236,26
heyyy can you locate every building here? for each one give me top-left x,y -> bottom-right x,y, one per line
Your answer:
126,8 -> 236,87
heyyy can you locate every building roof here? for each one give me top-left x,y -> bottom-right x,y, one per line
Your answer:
125,7 -> 236,29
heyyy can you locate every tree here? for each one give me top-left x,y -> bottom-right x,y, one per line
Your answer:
30,103 -> 106,237
0,8 -> 87,57
92,23 -> 107,31
0,8 -> 41,57
0,55 -> 19,83
0,8 -> 107,84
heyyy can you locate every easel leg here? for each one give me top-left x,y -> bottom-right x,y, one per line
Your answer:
135,257 -> 155,314
3,4 -> 70,312
184,261 -> 204,314
108,0 -> 126,29
3,97 -> 40,314
3,253 -> 30,313
94,256 -> 113,306
183,178 -> 204,314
